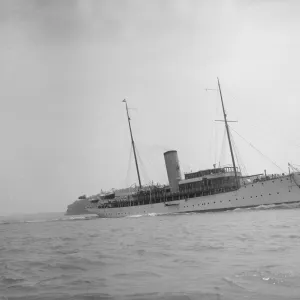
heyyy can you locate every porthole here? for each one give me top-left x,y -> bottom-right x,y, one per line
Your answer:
256,196 -> 257,198
250,196 -> 252,198
277,192 -> 279,194
269,193 -> 271,196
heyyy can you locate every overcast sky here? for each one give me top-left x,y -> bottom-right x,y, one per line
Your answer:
0,0 -> 299,215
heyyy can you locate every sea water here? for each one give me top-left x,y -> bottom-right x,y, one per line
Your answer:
1,204 -> 300,300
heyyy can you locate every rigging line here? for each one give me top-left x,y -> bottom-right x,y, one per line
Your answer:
219,126 -> 227,167
242,123 -> 300,150
125,143 -> 133,187
230,130 -> 248,176
230,132 -> 240,172
214,93 -> 220,165
289,163 -> 300,172
229,125 -> 285,173
135,145 -> 150,185
214,120 -> 217,164
230,131 -> 244,174
292,174 -> 300,188
208,119 -> 215,165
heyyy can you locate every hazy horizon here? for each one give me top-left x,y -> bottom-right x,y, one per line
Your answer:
1,0 -> 299,216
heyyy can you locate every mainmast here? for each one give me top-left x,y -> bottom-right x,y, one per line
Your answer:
122,99 -> 142,189
217,78 -> 239,188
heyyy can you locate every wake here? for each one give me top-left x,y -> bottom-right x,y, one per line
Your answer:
0,215 -> 99,226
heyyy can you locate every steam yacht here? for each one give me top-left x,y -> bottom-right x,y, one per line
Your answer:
86,79 -> 300,218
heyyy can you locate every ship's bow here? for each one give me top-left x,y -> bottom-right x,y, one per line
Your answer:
293,172 -> 300,187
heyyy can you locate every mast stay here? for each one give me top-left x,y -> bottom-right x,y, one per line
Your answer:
122,99 -> 142,189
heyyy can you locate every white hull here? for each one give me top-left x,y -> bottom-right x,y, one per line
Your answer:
87,173 -> 300,218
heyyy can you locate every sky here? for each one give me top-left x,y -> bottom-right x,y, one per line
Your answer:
0,0 -> 299,215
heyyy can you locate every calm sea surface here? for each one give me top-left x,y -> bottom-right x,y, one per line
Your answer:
1,204 -> 300,300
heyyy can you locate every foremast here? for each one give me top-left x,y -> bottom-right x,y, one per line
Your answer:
123,99 -> 142,189
217,78 -> 239,188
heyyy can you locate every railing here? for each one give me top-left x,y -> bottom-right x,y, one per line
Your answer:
241,173 -> 287,186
